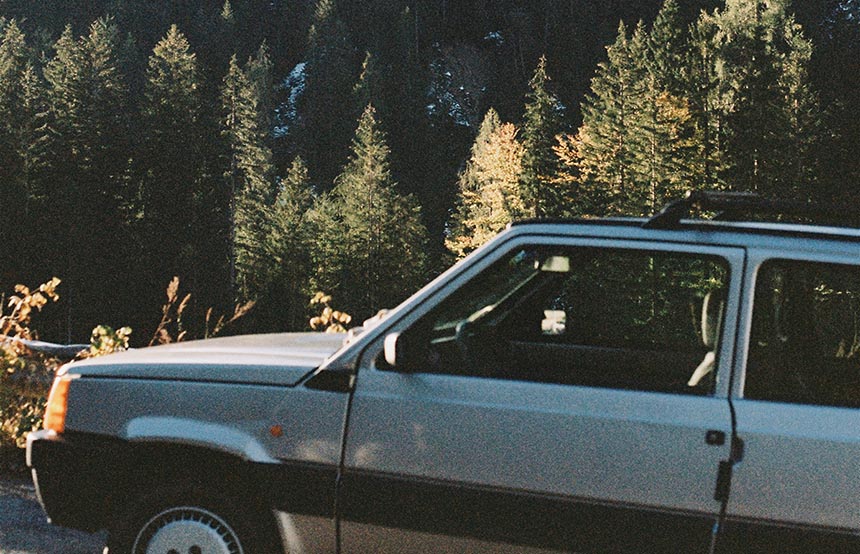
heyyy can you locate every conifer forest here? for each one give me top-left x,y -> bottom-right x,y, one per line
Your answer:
0,0 -> 857,345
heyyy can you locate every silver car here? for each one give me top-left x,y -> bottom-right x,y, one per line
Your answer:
28,191 -> 860,553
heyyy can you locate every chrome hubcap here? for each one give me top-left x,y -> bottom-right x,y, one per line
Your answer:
133,507 -> 243,554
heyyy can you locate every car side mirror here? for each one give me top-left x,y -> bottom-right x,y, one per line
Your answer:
383,332 -> 418,372
384,332 -> 400,367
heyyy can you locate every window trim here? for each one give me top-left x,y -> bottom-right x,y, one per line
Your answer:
360,235 -> 743,399
741,254 -> 860,407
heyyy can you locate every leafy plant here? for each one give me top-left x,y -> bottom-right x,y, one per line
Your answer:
309,292 -> 352,333
1,277 -> 61,339
205,300 -> 255,339
0,278 -> 63,447
149,276 -> 191,346
86,325 -> 132,357
150,276 -> 255,344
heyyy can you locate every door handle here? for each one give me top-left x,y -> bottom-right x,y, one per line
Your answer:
705,430 -> 725,446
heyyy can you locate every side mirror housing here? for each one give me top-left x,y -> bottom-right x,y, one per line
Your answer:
383,332 -> 420,372
384,332 -> 401,367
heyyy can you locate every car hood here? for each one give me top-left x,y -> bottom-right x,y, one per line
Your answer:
68,332 -> 347,386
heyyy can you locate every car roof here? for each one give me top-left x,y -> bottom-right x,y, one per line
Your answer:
508,190 -> 859,249
512,216 -> 860,239
506,217 -> 860,256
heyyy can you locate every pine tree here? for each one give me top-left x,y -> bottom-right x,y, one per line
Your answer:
814,0 -> 860,204
634,17 -> 701,214
117,31 -> 145,104
519,55 -> 567,218
715,1 -> 790,195
352,51 -> 383,120
141,25 -> 202,260
138,24 -> 211,316
377,6 -> 454,260
0,21 -> 40,283
42,18 -> 133,338
221,0 -> 235,24
568,13 -> 702,217
695,0 -> 822,199
572,22 -> 642,215
299,0 -> 359,187
647,0 -> 689,98
267,156 -> 314,330
687,10 -> 726,189
222,54 -> 276,302
775,6 -> 822,199
448,108 -> 524,257
309,104 -> 427,320
44,19 -> 129,201
245,42 -> 274,137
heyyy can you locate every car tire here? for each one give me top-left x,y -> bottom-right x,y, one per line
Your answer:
104,488 -> 282,554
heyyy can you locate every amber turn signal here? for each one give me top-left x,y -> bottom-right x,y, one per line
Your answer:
43,375 -> 73,433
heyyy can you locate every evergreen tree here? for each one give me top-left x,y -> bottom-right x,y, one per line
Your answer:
378,6 -> 457,262
213,0 -> 238,71
309,104 -> 427,320
714,0 -> 791,195
775,6 -> 822,199
138,25 -> 211,318
221,0 -> 235,24
571,23 -> 641,215
686,11 -> 726,189
267,156 -> 314,330
352,51 -> 383,120
222,54 -> 276,302
814,0 -> 860,204
299,0 -> 359,187
117,31 -> 145,104
448,108 -> 524,257
634,17 -> 701,214
571,13 -> 703,216
0,21 -> 41,284
520,55 -> 567,218
697,0 -> 822,198
647,0 -> 689,97
245,42 -> 274,137
42,18 -> 132,338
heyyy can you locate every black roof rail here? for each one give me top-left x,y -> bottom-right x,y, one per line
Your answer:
643,190 -> 843,229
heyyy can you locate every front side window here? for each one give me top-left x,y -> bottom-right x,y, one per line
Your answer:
391,245 -> 728,395
746,259 -> 860,407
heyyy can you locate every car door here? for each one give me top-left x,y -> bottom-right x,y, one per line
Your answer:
339,237 -> 743,553
720,252 -> 860,553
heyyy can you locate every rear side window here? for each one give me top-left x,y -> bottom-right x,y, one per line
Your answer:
746,260 -> 860,407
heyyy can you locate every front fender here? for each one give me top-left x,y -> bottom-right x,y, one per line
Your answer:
124,416 -> 278,463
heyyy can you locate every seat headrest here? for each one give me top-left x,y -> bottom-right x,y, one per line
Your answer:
702,290 -> 725,349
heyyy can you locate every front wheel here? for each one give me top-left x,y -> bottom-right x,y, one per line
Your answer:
106,491 -> 281,554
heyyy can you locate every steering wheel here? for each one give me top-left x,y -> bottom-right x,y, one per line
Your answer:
452,305 -> 495,371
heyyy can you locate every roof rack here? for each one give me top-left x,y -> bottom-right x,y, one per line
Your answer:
643,190 -> 841,229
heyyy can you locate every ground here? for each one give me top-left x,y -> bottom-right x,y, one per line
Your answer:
0,449 -> 105,554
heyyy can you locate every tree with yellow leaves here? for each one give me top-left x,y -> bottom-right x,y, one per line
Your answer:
447,108 -> 525,258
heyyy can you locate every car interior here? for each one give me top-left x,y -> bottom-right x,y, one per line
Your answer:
390,246 -> 727,396
746,260 -> 860,408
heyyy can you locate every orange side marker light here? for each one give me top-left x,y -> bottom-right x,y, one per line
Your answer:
43,375 -> 73,434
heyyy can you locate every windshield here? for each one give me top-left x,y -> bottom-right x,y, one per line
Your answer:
430,248 -> 551,331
